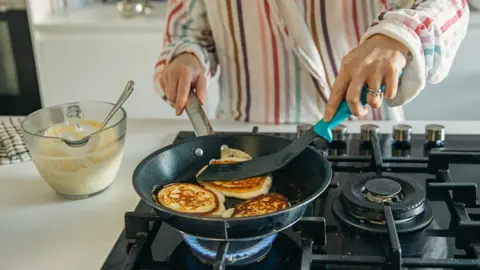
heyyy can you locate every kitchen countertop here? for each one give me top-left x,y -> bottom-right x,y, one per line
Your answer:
2,118 -> 480,270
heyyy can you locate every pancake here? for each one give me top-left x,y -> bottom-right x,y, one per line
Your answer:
220,147 -> 252,160
221,208 -> 235,218
196,159 -> 272,200
156,183 -> 225,216
227,193 -> 289,218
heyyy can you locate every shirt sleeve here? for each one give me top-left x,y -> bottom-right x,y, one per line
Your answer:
153,0 -> 218,100
359,0 -> 469,107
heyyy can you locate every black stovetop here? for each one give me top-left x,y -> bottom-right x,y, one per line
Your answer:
102,125 -> 480,270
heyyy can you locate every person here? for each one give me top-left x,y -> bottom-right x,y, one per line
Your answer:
153,0 -> 468,124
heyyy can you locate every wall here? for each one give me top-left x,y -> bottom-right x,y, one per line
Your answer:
403,25 -> 480,120
26,0 -> 52,24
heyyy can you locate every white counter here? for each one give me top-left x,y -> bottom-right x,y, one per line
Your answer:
2,118 -> 480,270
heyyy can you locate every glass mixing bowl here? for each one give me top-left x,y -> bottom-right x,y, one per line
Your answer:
21,101 -> 127,199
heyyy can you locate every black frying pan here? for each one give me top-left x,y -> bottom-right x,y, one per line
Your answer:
132,93 -> 332,241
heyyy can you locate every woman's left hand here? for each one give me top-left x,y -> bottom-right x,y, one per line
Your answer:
323,34 -> 409,122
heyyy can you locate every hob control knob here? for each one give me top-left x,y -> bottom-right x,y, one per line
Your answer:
425,124 -> 445,144
296,123 -> 313,138
392,124 -> 412,143
331,125 -> 347,142
360,124 -> 380,143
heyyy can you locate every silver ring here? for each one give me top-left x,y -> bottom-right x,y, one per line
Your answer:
367,88 -> 382,97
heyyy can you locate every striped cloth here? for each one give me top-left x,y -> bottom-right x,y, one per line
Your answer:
0,118 -> 31,165
153,0 -> 469,124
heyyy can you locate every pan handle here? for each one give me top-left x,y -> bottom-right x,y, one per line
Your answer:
185,91 -> 215,137
212,241 -> 230,270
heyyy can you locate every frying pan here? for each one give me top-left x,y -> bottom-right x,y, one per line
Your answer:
132,93 -> 332,241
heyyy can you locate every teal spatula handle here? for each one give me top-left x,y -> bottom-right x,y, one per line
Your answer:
313,71 -> 402,142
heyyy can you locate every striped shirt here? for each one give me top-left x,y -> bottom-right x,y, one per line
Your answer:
153,0 -> 469,124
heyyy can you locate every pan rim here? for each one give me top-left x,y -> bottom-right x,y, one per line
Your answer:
132,133 -> 332,222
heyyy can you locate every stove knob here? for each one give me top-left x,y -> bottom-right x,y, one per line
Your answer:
425,124 -> 445,144
393,124 -> 412,143
296,123 -> 313,138
360,124 -> 380,143
331,124 -> 347,142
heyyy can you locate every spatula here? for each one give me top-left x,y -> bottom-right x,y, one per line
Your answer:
197,80 -> 395,182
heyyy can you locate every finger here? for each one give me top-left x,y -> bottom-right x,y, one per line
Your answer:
166,72 -> 178,106
175,71 -> 192,115
159,71 -> 166,91
324,70 -> 350,122
384,63 -> 399,100
159,75 -> 169,103
366,70 -> 384,109
346,75 -> 368,117
164,73 -> 175,107
195,74 -> 207,105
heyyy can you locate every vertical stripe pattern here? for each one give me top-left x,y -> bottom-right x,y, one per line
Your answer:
265,1 -> 281,124
154,0 -> 469,124
319,1 -> 338,77
217,0 -> 233,119
257,0 -> 271,123
236,1 -> 251,122
226,0 -> 242,120
282,44 -> 291,122
293,52 -> 301,123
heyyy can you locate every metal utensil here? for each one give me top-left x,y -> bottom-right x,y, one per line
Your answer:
197,73 -> 401,182
185,91 -> 215,137
63,80 -> 135,147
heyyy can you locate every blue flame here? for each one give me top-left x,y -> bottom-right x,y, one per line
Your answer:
183,234 -> 277,260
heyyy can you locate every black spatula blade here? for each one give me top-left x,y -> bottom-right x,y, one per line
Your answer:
197,130 -> 320,181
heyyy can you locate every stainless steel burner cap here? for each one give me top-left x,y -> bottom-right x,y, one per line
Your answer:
425,124 -> 446,143
332,125 -> 348,142
365,178 -> 401,196
393,124 -> 412,142
364,178 -> 403,203
296,123 -> 313,138
360,124 -> 379,142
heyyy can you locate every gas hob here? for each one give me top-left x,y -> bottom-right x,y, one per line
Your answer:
102,123 -> 480,270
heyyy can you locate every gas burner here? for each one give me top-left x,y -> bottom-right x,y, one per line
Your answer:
333,173 -> 433,234
171,234 -> 300,269
363,177 -> 403,203
183,234 -> 277,266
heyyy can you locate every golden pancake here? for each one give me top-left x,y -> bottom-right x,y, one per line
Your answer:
220,147 -> 252,160
230,193 -> 289,217
156,183 -> 225,216
196,159 -> 272,200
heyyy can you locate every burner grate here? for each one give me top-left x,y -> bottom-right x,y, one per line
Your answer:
428,166 -> 480,255
299,206 -> 480,269
102,126 -> 480,270
299,132 -> 480,270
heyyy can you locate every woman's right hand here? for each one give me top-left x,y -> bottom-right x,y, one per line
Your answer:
159,53 -> 207,115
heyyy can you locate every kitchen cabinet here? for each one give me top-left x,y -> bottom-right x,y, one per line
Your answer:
35,31 -> 219,119
37,32 -> 173,119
